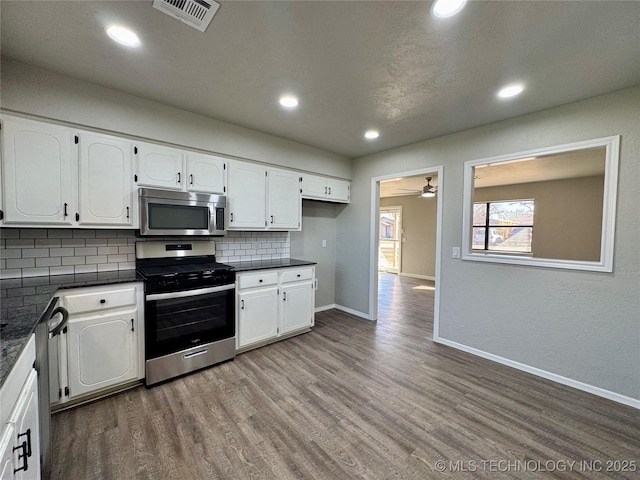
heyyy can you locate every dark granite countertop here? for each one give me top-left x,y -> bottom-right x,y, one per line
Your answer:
227,258 -> 316,272
1,270 -> 141,387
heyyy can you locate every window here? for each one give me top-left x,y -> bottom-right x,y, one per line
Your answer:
472,200 -> 534,253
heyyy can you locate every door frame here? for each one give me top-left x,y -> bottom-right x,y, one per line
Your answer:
378,205 -> 403,274
369,166 -> 443,340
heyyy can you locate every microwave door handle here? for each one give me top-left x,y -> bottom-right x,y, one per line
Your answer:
146,284 -> 235,301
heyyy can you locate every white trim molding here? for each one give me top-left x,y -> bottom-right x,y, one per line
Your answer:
461,135 -> 620,272
314,304 -> 373,321
434,337 -> 640,410
314,304 -> 336,313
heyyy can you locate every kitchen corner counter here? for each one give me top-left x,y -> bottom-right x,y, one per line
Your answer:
227,258 -> 317,272
1,270 -> 141,387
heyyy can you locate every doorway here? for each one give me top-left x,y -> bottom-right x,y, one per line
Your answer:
369,166 -> 443,340
378,206 -> 402,274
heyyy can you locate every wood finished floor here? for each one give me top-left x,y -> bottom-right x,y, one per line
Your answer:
51,274 -> 640,480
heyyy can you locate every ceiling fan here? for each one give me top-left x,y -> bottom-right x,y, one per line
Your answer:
392,177 -> 438,198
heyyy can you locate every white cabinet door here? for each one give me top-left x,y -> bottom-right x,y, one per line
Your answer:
2,116 -> 75,225
280,282 -> 313,335
300,174 -> 328,200
78,132 -> 134,226
327,178 -> 350,203
227,161 -> 267,230
0,425 -> 14,480
66,308 -> 138,398
135,142 -> 183,190
268,169 -> 301,230
185,153 -> 226,194
238,288 -> 278,348
8,370 -> 40,480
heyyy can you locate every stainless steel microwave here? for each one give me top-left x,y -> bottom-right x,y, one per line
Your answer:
139,188 -> 226,236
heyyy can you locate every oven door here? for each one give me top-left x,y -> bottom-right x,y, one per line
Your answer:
145,284 -> 235,359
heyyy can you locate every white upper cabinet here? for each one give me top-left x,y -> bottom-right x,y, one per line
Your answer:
301,173 -> 350,203
2,116 -> 76,224
185,153 -> 226,194
78,131 -> 135,226
135,142 -> 184,191
227,161 -> 267,229
268,169 -> 301,230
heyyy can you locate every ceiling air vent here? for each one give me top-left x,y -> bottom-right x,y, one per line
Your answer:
152,0 -> 220,32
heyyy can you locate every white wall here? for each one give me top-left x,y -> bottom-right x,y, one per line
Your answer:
0,60 -> 351,179
336,87 -> 640,402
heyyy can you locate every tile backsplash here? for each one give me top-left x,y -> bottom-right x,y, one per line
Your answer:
0,228 -> 290,279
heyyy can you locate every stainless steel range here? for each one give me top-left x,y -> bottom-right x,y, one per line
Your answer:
136,240 -> 235,386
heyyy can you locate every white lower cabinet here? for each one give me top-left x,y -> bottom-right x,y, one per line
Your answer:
0,336 -> 40,480
236,266 -> 315,351
52,283 -> 144,406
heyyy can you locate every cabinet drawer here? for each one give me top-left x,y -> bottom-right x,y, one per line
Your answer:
63,286 -> 137,314
238,272 -> 278,290
280,268 -> 313,284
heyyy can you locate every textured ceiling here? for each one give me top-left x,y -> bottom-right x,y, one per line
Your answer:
1,1 -> 639,158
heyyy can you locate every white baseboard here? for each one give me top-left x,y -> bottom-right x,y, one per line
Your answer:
314,304 -> 336,313
399,272 -> 436,281
434,337 -> 640,410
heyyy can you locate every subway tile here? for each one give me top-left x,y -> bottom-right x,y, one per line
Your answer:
85,255 -> 107,264
107,254 -> 128,263
116,230 -> 136,238
49,266 -> 74,276
7,287 -> 36,296
47,229 -> 73,238
98,263 -> 118,272
0,229 -> 20,239
62,239 -> 86,247
21,267 -> 50,278
22,248 -> 50,258
98,247 -> 119,255
7,258 -> 35,269
1,249 -> 22,259
6,239 -> 35,249
118,246 -> 135,254
35,238 -> 61,248
36,285 -> 59,294
75,247 -> 98,256
75,264 -> 97,274
101,230 -> 118,238
19,229 -> 48,239
50,248 -> 75,257
118,262 -> 135,271
0,269 -> 21,279
85,238 -> 109,247
22,276 -> 52,287
72,230 -> 96,238
127,253 -> 135,262
62,256 -> 85,266
107,238 -> 128,246
36,257 -> 62,267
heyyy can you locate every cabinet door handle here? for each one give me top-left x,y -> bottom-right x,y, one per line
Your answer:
328,187 -> 332,195
230,212 -> 233,223
177,172 -> 181,184
13,428 -> 31,473
270,215 -> 274,224
324,186 -> 327,194
131,319 -> 135,332
241,299 -> 245,310
100,299 -> 106,304
190,174 -> 193,185
283,292 -> 287,301
63,203 -> 68,218
126,206 -> 130,219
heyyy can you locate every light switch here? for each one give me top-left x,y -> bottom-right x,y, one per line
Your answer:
452,247 -> 461,259
322,239 -> 327,248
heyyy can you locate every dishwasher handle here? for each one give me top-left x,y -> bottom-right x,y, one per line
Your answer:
49,306 -> 69,337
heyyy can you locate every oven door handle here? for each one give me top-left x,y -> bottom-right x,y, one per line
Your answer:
146,284 -> 235,301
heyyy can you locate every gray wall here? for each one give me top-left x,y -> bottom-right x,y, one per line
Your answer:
1,60 -> 351,179
290,201 -> 341,308
380,195 -> 437,278
336,87 -> 640,401
475,175 -> 604,261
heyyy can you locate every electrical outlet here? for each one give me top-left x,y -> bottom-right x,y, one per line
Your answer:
322,239 -> 327,247
452,247 -> 461,259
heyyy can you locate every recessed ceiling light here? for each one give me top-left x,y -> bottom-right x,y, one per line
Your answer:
364,130 -> 379,140
106,25 -> 141,48
497,84 -> 525,99
431,0 -> 468,19
279,95 -> 299,108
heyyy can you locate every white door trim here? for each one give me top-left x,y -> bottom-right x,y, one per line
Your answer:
369,165 -> 444,342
